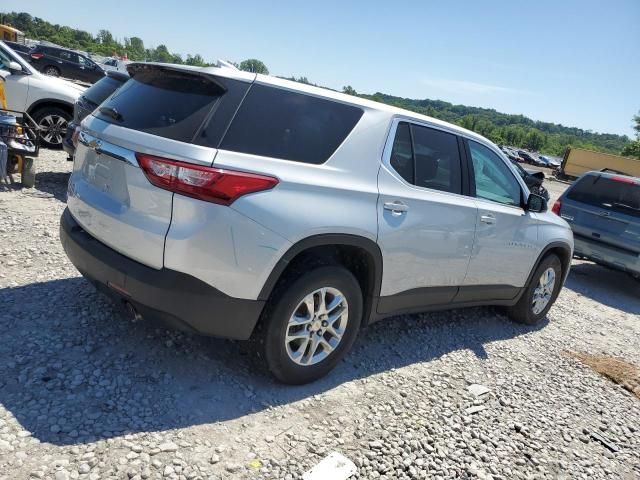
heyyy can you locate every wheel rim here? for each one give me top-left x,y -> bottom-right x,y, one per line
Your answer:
44,67 -> 58,76
285,287 -> 349,366
39,114 -> 67,145
531,267 -> 556,315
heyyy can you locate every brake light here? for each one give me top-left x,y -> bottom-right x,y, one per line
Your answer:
30,52 -> 44,59
611,175 -> 636,184
135,153 -> 278,205
552,199 -> 561,215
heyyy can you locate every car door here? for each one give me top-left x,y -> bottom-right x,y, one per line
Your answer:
461,139 -> 538,295
0,46 -> 29,111
57,50 -> 81,80
376,120 -> 477,314
78,55 -> 101,83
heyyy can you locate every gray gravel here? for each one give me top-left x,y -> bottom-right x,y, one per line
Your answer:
0,150 -> 639,479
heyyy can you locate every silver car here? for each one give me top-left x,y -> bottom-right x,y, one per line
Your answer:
60,63 -> 574,384
553,171 -> 639,278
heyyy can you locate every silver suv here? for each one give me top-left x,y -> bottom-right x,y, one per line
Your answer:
60,64 -> 574,384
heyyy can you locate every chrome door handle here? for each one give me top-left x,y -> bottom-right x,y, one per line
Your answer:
480,214 -> 496,224
383,201 -> 409,214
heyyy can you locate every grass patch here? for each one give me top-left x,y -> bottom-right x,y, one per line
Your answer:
567,352 -> 640,399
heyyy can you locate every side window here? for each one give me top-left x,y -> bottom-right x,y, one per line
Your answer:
468,140 -> 522,206
220,84 -> 364,164
388,121 -> 462,195
58,50 -> 70,61
390,122 -> 414,183
411,124 -> 462,194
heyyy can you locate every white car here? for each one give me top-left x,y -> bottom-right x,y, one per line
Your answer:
101,58 -> 130,73
0,41 -> 84,147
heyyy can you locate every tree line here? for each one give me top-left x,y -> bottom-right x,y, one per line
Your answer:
2,11 -> 636,158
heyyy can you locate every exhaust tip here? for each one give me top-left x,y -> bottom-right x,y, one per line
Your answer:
124,301 -> 143,323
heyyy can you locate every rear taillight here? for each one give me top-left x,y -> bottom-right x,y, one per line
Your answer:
30,52 -> 44,59
551,199 -> 561,215
135,153 -> 278,205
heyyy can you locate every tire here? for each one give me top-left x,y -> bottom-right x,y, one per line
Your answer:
21,157 -> 36,188
31,106 -> 71,149
506,254 -> 562,325
43,66 -> 60,77
258,265 -> 363,384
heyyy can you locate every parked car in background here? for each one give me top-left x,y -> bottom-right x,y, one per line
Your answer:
540,155 -> 561,168
63,70 -> 129,159
3,40 -> 31,61
502,147 -> 522,162
29,44 -> 106,84
101,57 -> 131,73
518,150 -> 538,165
60,62 -> 573,384
509,158 -> 550,200
553,171 -> 639,279
1,41 -> 83,148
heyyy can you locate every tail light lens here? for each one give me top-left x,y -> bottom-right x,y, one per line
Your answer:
551,199 -> 561,215
135,153 -> 278,205
30,52 -> 44,59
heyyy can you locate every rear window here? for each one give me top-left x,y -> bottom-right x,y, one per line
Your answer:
82,75 -> 127,107
567,175 -> 640,218
220,84 -> 363,164
95,69 -> 224,143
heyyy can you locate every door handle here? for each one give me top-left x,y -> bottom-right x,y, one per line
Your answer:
480,214 -> 496,224
383,201 -> 409,214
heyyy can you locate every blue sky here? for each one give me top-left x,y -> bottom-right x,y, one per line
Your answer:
3,0 -> 639,136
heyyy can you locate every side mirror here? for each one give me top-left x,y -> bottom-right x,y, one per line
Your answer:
526,193 -> 547,213
8,61 -> 23,73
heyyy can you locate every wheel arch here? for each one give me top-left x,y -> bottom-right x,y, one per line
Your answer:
258,234 -> 383,325
27,99 -> 74,117
527,241 -> 573,288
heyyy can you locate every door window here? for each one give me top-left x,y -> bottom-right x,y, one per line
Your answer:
468,140 -> 522,206
388,121 -> 463,195
59,50 -> 79,64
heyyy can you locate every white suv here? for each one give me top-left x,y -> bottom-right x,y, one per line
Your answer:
60,63 -> 573,384
0,41 -> 84,147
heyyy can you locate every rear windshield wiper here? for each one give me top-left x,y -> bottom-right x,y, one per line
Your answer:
99,106 -> 124,122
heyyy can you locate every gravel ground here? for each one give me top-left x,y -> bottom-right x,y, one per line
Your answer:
1,150 -> 639,480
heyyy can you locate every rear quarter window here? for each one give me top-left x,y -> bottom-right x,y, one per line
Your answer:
220,84 -> 364,164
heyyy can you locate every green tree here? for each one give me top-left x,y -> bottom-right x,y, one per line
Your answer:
523,129 -> 545,151
342,85 -> 357,95
238,59 -> 269,74
185,54 -> 206,66
621,110 -> 640,158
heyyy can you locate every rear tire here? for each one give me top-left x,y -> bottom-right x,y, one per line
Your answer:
259,265 -> 363,384
43,66 -> 60,77
507,254 -> 562,325
21,157 -> 36,188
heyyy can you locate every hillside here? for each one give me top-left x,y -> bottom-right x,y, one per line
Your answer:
1,10 -> 632,156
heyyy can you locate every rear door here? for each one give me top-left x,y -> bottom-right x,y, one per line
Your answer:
67,66 -> 252,268
562,174 -> 640,253
56,49 -> 79,79
376,120 -> 477,312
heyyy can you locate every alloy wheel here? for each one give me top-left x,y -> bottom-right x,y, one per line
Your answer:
285,287 -> 349,366
531,267 -> 556,315
39,114 -> 68,146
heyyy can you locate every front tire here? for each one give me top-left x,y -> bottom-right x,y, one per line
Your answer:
259,266 -> 363,384
31,106 -> 71,149
507,254 -> 562,325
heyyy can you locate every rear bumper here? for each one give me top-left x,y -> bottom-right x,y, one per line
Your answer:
574,234 -> 640,275
60,208 -> 265,339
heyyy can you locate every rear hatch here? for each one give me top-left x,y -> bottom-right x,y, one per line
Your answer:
66,64 -> 253,268
561,174 -> 640,254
